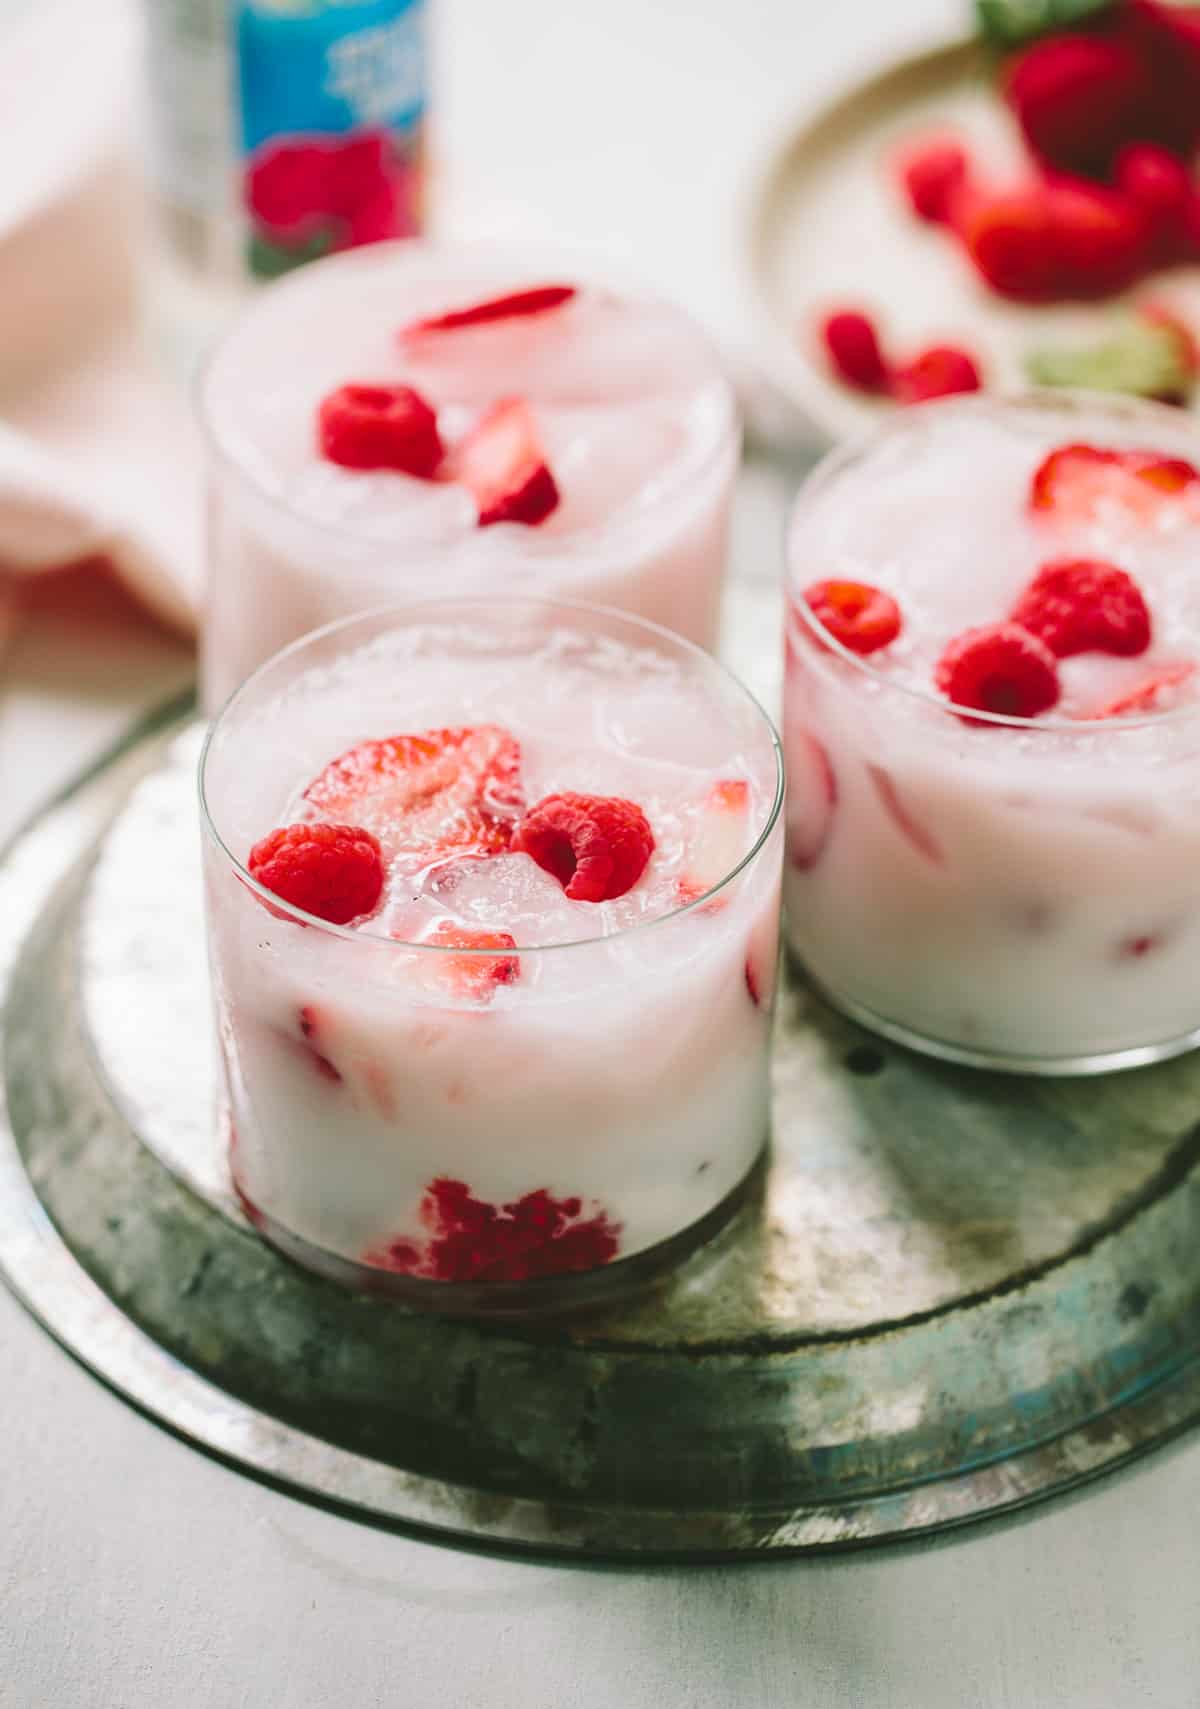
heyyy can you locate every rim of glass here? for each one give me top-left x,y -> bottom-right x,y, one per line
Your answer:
785,388 -> 1200,733
194,237 -> 741,561
198,594 -> 784,954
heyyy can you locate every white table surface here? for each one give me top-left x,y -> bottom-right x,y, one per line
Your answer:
5,2 -> 1200,1705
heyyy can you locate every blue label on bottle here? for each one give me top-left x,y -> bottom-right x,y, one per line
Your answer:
235,0 -> 426,277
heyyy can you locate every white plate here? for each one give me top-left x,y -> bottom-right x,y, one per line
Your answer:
744,33 -> 1200,445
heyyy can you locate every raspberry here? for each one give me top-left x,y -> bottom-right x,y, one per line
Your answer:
1030,442 -> 1200,518
1002,33 -> 1152,178
247,823 -> 384,924
961,189 -> 1061,301
454,397 -> 560,527
317,383 -> 444,477
424,921 -> 519,1003
802,580 -> 902,654
400,285 -> 577,338
935,623 -> 1061,719
892,344 -> 983,404
1116,144 -> 1192,259
325,132 -> 390,218
364,1178 -> 621,1283
1079,659 -> 1196,718
820,309 -> 891,391
512,792 -> 655,902
896,137 -> 970,224
303,726 -> 524,863
244,141 -> 332,239
1010,559 -> 1152,658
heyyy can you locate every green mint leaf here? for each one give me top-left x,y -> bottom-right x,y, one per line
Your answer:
976,0 -> 1115,48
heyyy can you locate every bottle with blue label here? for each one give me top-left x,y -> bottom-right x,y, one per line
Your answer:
143,0 -> 427,284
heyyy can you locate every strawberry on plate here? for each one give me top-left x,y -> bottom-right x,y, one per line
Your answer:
303,726 -> 524,864
454,397 -> 561,528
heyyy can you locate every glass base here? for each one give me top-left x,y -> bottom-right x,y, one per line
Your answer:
793,956 -> 1200,1078
241,1152 -> 767,1318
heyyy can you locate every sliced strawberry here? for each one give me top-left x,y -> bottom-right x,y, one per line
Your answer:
1010,559 -> 1152,659
1044,180 -> 1150,300
960,188 -> 1061,302
423,921 -> 519,1003
868,766 -> 944,864
1078,660 -> 1196,719
676,778 -> 751,906
1030,443 -> 1200,520
892,344 -> 983,405
303,726 -> 524,864
317,383 -> 444,477
454,398 -> 560,528
786,732 -> 837,872
298,1006 -> 342,1082
400,284 -> 577,338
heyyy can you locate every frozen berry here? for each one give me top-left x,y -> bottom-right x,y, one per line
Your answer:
802,580 -> 902,654
304,726 -> 524,862
454,397 -> 560,527
1030,442 -> 1200,518
935,623 -> 1061,719
897,137 -> 970,224
892,344 -> 983,404
1079,659 -> 1196,718
820,310 -> 891,392
1002,34 -> 1151,179
513,792 -> 654,902
1116,143 -> 1192,258
400,284 -> 577,338
248,823 -> 384,924
424,921 -> 519,1003
961,189 -> 1061,301
1011,559 -> 1152,659
317,383 -> 444,476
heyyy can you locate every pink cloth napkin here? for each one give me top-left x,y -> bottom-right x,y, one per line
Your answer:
0,0 -> 201,655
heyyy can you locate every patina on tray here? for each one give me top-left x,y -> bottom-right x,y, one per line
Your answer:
1,699 -> 1200,1557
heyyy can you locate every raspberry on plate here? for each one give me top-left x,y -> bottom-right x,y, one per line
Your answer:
455,397 -> 561,528
248,823 -> 384,924
1010,559 -> 1152,658
399,284 -> 577,338
802,580 -> 902,655
1030,442 -> 1200,519
896,137 -> 970,225
303,726 -> 524,862
820,309 -> 891,392
513,792 -> 655,902
317,382 -> 444,476
935,622 -> 1061,719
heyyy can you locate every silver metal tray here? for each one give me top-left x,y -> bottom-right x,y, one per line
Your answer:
3,694 -> 1200,1558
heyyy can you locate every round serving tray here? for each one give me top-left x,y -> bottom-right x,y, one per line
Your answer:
3,693 -> 1200,1558
743,34 -> 1200,444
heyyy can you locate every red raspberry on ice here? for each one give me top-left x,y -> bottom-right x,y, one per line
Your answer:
1002,33 -> 1152,179
819,309 -> 891,392
248,823 -> 384,924
892,344 -> 983,404
896,137 -> 971,225
1010,559 -> 1152,659
935,623 -> 1061,720
513,793 -> 655,903
317,382 -> 444,477
802,580 -> 902,655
